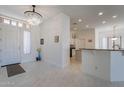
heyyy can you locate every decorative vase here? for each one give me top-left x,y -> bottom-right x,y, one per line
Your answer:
38,51 -> 41,61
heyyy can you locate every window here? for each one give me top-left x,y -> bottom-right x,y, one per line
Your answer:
1,16 -> 30,28
23,31 -> 31,54
11,20 -> 17,26
3,19 -> 10,24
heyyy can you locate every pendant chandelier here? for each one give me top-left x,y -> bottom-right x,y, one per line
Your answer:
111,25 -> 118,41
24,5 -> 43,25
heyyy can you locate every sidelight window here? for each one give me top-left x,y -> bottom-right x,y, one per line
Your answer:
23,31 -> 31,54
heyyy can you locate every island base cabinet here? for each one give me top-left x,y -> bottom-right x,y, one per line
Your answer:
82,49 -> 124,81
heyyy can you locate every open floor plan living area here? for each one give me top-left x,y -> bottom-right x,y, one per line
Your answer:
1,5 -> 124,87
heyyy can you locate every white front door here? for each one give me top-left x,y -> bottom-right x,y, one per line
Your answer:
0,24 -> 21,66
0,27 -> 3,66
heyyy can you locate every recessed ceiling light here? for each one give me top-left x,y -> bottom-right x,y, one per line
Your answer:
102,21 -> 106,24
112,15 -> 117,19
78,18 -> 82,22
86,25 -> 89,28
98,12 -> 103,16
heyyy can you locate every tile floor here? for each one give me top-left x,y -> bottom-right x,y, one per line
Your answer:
0,56 -> 124,87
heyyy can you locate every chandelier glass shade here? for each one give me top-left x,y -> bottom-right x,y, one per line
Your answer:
111,36 -> 118,41
24,5 -> 43,25
111,25 -> 118,41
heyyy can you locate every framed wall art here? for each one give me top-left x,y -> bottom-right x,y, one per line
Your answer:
40,38 -> 44,45
54,36 -> 59,43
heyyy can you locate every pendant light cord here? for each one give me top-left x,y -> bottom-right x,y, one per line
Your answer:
32,5 -> 36,12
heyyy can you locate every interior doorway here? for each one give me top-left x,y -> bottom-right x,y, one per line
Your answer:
70,39 -> 85,64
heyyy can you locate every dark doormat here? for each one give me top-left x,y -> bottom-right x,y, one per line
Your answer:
6,64 -> 26,77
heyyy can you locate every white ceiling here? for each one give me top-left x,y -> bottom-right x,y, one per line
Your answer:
0,5 -> 124,31
57,5 -> 124,31
0,5 -> 61,22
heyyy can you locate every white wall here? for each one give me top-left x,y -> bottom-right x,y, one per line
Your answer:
40,13 -> 70,68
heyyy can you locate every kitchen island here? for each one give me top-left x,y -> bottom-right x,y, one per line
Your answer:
81,48 -> 124,81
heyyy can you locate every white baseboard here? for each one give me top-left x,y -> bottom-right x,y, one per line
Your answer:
21,58 -> 36,63
44,59 -> 68,68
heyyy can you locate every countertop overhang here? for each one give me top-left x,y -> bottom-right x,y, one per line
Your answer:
80,48 -> 124,51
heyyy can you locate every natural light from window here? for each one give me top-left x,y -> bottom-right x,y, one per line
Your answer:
23,31 -> 31,54
18,22 -> 23,27
11,20 -> 17,26
3,19 -> 10,24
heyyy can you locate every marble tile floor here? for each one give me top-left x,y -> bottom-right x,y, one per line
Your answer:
0,57 -> 124,87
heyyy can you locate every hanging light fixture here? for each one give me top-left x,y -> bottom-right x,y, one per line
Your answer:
111,25 -> 118,41
111,36 -> 118,41
24,5 -> 43,25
